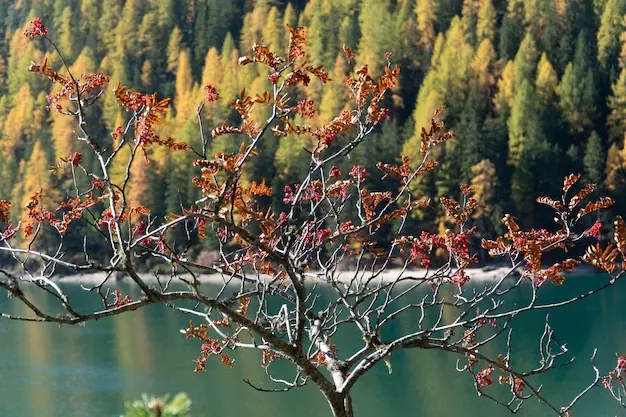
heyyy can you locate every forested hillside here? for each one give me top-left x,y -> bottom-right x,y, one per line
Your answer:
1,0 -> 625,261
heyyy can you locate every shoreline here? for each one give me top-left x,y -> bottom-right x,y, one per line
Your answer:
50,266 -> 524,285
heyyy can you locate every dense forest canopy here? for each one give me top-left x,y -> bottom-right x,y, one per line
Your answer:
1,0 -> 625,264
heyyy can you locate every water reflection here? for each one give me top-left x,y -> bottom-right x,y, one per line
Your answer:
0,276 -> 624,416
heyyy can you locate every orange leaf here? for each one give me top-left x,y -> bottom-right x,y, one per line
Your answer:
0,200 -> 10,223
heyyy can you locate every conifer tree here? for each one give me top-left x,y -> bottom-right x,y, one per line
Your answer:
595,0 -> 608,22
18,140 -> 59,210
79,0 -> 100,52
410,72 -> 445,143
470,158 -> 499,240
597,0 -> 626,76
274,127 -> 314,188
117,0 -> 142,60
461,0 -> 479,45
239,0 -> 273,53
605,135 -> 626,210
167,27 -> 184,74
219,44 -> 240,111
455,84 -> 484,180
206,1 -> 240,52
101,54 -> 129,132
97,0 -> 122,56
470,159 -> 497,220
498,1 -> 524,61
493,60 -> 517,113
558,62 -> 596,135
283,3 -> 298,33
508,80 -> 543,167
52,0 -> 71,36
0,154 -> 17,200
339,14 -> 360,53
165,118 -> 200,219
393,0 -> 414,62
221,33 -> 236,61
358,0 -> 394,75
470,38 -> 496,98
415,0 -> 438,54
5,23 -> 41,95
558,32 -> 597,135
51,110 -> 76,162
534,0 -> 563,56
263,7 -> 284,55
318,83 -> 343,125
508,81 -> 555,227
56,7 -> 77,62
2,84 -> 36,155
535,52 -> 558,104
584,131 -> 606,186
129,158 -> 155,210
174,49 -> 196,124
9,160 -> 26,220
192,2 -> 211,77
513,33 -> 539,89
140,59 -> 153,90
482,113 -> 510,177
618,16 -> 626,68
436,16 -> 474,118
434,142 -> 461,222
608,67 -> 626,141
153,0 -> 176,26
137,12 -> 163,71
476,0 -> 496,44
510,156 -> 536,227
200,48 -> 224,104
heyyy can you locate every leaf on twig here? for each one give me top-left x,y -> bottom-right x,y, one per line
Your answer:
582,243 -> 619,273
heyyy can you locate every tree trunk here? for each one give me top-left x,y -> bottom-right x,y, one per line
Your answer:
328,394 -> 354,417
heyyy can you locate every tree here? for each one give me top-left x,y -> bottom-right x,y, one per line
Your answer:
262,6 -> 284,57
513,33 -> 539,89
469,158 -> 499,246
56,7 -> 77,61
498,2 -> 524,61
200,47 -> 224,119
608,67 -> 626,141
454,84 -> 485,179
3,17 -> 626,417
584,131 -> 606,186
605,135 -> 626,209
167,27 -> 184,75
470,39 -> 496,98
415,0 -> 438,53
476,0 -> 496,44
558,32 -> 598,136
558,61 -> 597,135
597,0 -> 626,76
358,0 -> 394,75
18,139 -> 59,211
413,16 -> 474,122
97,0 -> 123,56
470,159 -> 497,218
508,80 -> 543,167
79,0 -> 100,52
535,52 -> 558,104
493,60 -> 517,113
460,0 -> 479,45
173,49 -> 196,123
408,71 -> 445,149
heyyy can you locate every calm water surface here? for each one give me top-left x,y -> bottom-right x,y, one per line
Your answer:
0,275 -> 625,417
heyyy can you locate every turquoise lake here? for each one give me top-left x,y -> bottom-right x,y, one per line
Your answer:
0,275 -> 625,416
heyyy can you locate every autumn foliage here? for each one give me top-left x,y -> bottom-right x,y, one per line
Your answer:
1,17 -> 626,417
